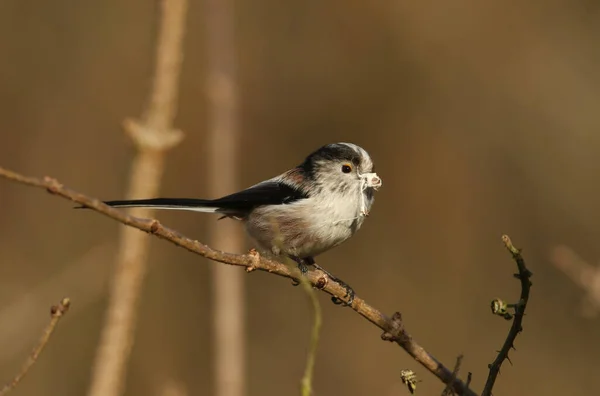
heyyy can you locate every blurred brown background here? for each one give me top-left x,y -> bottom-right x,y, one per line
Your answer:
2,1 -> 600,395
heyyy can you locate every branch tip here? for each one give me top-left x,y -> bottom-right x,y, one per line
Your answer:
501,234 -> 519,256
50,298 -> 71,316
466,372 -> 472,388
0,298 -> 71,396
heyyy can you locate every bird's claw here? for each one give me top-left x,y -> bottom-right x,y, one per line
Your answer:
331,283 -> 355,306
312,263 -> 355,307
291,261 -> 309,286
289,259 -> 355,306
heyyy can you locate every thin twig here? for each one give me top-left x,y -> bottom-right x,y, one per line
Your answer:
441,355 -> 463,396
481,235 -> 533,396
465,372 -> 472,395
0,168 -> 477,396
87,1 -> 187,396
160,379 -> 188,396
0,298 -> 71,396
298,262 -> 323,396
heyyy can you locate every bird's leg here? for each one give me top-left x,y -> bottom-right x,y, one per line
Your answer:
289,255 -> 311,286
288,257 -> 355,306
313,263 -> 355,307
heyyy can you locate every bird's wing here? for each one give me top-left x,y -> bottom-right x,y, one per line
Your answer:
212,179 -> 309,214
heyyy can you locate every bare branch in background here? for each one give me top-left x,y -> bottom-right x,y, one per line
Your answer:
204,0 -> 246,395
0,298 -> 71,396
0,167 -> 478,396
550,245 -> 600,318
160,379 -> 188,396
482,235 -> 533,396
87,1 -> 187,396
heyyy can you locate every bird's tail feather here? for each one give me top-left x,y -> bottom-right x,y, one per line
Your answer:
98,198 -> 221,213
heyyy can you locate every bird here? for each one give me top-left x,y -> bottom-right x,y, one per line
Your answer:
96,142 -> 382,305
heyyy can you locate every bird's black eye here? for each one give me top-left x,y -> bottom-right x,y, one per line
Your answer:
341,164 -> 352,173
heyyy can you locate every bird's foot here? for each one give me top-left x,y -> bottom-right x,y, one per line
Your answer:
313,263 -> 355,307
290,256 -> 311,286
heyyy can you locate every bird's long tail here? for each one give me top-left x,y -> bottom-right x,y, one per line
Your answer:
97,198 -> 221,213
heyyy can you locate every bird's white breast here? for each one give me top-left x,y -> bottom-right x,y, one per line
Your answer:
244,186 -> 370,259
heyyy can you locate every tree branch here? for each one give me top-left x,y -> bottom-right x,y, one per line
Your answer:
0,167 -> 476,396
0,298 -> 71,396
482,235 -> 533,396
87,1 -> 187,395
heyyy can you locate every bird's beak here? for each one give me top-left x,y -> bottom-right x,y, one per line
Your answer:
361,172 -> 382,190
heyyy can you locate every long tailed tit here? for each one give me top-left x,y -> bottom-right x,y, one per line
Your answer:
99,142 -> 382,305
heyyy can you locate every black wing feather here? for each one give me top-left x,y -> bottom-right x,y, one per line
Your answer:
212,180 -> 308,213
96,180 -> 308,216
100,197 -> 215,208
